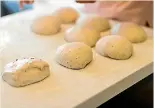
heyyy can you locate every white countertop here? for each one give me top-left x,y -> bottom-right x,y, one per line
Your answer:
0,5 -> 153,108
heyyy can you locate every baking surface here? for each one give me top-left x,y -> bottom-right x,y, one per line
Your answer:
0,9 -> 153,108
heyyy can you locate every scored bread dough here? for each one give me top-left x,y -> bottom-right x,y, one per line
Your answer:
111,22 -> 147,43
2,58 -> 50,87
55,42 -> 93,70
96,35 -> 133,60
53,7 -> 79,24
64,26 -> 100,47
31,15 -> 62,35
76,15 -> 110,32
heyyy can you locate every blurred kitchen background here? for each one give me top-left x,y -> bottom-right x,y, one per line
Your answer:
1,0 -> 33,17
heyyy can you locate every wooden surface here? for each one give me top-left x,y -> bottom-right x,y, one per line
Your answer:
0,7 -> 153,108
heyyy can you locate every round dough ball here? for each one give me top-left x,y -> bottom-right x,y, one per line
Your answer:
55,42 -> 93,69
53,7 -> 79,24
96,35 -> 133,60
111,23 -> 147,43
76,15 -> 110,32
2,58 -> 50,87
64,27 -> 100,47
31,15 -> 62,35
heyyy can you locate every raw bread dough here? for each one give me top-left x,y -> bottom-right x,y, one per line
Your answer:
2,58 -> 50,87
111,23 -> 147,43
53,7 -> 79,24
76,15 -> 110,32
31,15 -> 62,35
100,30 -> 111,37
96,35 -> 133,60
64,27 -> 100,47
55,42 -> 93,69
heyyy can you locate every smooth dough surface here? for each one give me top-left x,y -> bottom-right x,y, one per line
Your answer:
76,15 -> 110,32
55,42 -> 93,69
2,58 -> 50,87
65,27 -> 100,47
53,7 -> 79,24
111,22 -> 147,43
96,35 -> 133,60
31,15 -> 62,35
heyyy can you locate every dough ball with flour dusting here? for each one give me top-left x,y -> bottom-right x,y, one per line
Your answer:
31,15 -> 62,35
55,42 -> 93,70
111,22 -> 147,43
65,27 -> 100,47
96,35 -> 133,60
53,7 -> 79,24
76,15 -> 110,32
2,58 -> 50,87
